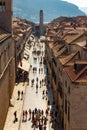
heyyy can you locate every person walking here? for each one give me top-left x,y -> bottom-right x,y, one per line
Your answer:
40,80 -> 41,88
31,79 -> 34,87
30,65 -> 32,69
47,100 -> 50,106
46,90 -> 48,96
33,68 -> 34,73
35,108 -> 37,114
39,68 -> 40,74
36,77 -> 38,82
41,109 -> 44,116
33,117 -> 36,130
45,109 -> 48,117
13,111 -> 18,123
39,122 -> 42,130
29,108 -> 32,120
36,83 -> 38,93
25,110 -> 28,121
21,91 -> 23,100
41,116 -> 44,125
17,90 -> 20,100
32,79 -> 34,86
42,90 -> 45,99
44,117 -> 47,127
32,110 -> 35,124
22,110 -> 25,122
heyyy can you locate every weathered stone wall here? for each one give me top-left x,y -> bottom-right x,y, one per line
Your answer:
0,0 -> 12,32
0,37 -> 15,130
71,84 -> 87,130
0,68 -> 9,130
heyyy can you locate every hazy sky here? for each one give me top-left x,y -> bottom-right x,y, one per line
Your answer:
63,0 -> 87,7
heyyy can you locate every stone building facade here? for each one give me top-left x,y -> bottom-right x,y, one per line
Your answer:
64,62 -> 87,130
0,0 -> 15,129
45,17 -> 87,130
0,31 -> 15,130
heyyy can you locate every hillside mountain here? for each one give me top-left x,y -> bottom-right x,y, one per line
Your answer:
13,0 -> 86,23
80,7 -> 87,15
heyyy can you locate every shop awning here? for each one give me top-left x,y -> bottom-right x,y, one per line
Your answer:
18,58 -> 29,72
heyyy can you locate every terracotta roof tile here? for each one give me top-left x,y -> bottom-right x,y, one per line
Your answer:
62,29 -> 84,44
56,46 -> 67,57
0,28 -> 11,43
49,42 -> 54,48
64,64 -> 87,83
76,40 -> 87,47
52,44 -> 64,56
76,69 -> 87,83
59,52 -> 79,65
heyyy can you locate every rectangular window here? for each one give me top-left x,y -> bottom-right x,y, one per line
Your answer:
0,2 -> 2,11
0,2 -> 5,11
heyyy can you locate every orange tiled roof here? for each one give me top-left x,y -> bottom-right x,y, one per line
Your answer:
55,46 -> 67,57
52,43 -> 64,56
49,42 -> 54,48
12,17 -> 32,41
63,29 -> 84,44
0,28 -> 11,43
59,52 -> 79,65
76,69 -> 87,82
75,60 -> 87,65
76,40 -> 87,47
13,35 -> 20,42
64,64 -> 87,83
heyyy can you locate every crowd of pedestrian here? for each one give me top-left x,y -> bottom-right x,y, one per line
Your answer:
17,90 -> 24,100
13,37 -> 61,130
21,107 -> 59,130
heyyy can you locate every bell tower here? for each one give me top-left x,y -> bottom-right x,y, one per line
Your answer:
39,10 -> 44,35
0,0 -> 12,32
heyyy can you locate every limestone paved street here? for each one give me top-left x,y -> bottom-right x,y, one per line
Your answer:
3,35 -> 61,130
19,37 -> 52,130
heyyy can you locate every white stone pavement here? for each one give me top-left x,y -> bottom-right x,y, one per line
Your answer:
3,82 -> 27,130
19,38 -> 51,130
3,35 -> 56,130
